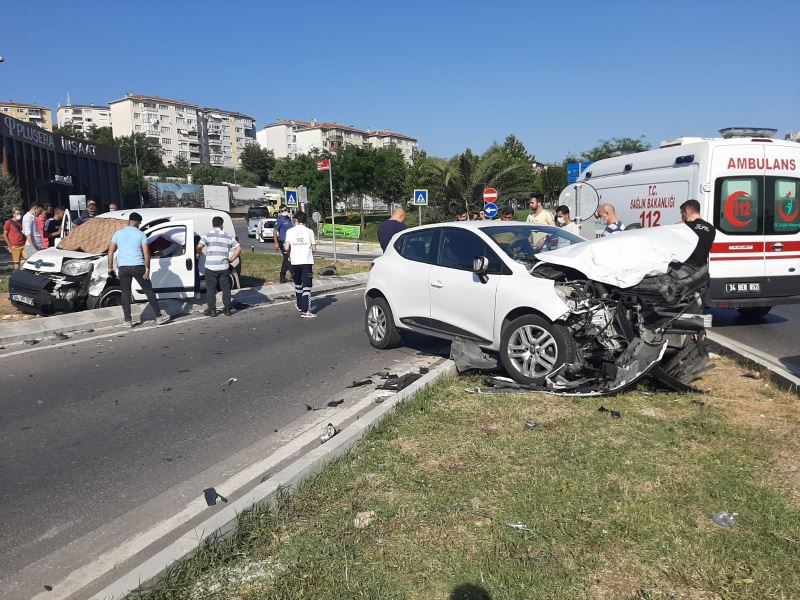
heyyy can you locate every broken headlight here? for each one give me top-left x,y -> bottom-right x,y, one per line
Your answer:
61,259 -> 93,277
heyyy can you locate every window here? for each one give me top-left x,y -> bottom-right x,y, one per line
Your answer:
769,177 -> 800,234
134,124 -> 141,131
437,228 -> 504,273
482,225 -> 582,265
179,151 -> 188,158
161,127 -> 170,134
162,138 -> 171,144
133,112 -> 140,119
396,229 -> 439,264
161,115 -> 170,123
164,149 -> 173,157
223,135 -> 231,141
176,117 -> 185,125
147,225 -> 186,257
158,104 -> 169,110
715,177 -> 761,235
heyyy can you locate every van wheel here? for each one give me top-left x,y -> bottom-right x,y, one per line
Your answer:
365,297 -> 401,349
88,285 -> 122,309
500,314 -> 576,386
737,306 -> 771,320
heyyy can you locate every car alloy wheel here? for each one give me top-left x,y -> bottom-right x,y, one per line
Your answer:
367,303 -> 387,342
506,324 -> 558,379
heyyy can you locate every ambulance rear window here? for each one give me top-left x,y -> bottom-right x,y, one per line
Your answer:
771,178 -> 800,234
716,177 -> 761,235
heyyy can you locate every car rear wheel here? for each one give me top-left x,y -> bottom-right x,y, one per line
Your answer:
500,314 -> 576,385
88,285 -> 122,310
366,296 -> 401,349
737,306 -> 771,320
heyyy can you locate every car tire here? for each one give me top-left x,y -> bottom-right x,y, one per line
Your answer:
737,306 -> 771,320
500,314 -> 576,386
365,296 -> 402,349
87,285 -> 122,310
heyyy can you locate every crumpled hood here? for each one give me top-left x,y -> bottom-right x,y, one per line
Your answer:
535,224 -> 697,288
22,247 -> 99,273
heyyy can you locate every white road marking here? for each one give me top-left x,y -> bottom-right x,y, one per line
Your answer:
0,286 -> 365,360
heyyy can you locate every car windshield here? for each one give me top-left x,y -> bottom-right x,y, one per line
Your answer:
480,225 -> 584,266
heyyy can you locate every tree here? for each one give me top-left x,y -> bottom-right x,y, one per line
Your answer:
115,134 -> 163,174
335,145 -> 376,236
239,145 -> 276,185
502,134 -> 532,163
120,165 -> 146,207
190,165 -> 219,185
53,123 -> 85,139
370,146 -> 408,211
85,126 -> 114,147
0,172 -> 22,217
535,165 -> 568,204
580,136 -> 650,162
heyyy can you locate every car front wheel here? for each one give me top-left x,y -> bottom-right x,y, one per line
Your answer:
87,285 -> 122,310
500,314 -> 576,385
365,296 -> 402,349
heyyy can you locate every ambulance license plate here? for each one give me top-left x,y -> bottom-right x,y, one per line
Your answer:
10,293 -> 35,306
725,282 -> 760,294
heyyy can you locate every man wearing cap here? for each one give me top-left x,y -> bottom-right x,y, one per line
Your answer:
107,212 -> 172,327
75,200 -> 99,225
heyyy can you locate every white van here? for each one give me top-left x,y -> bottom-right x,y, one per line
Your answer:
9,208 -> 240,314
559,133 -> 800,318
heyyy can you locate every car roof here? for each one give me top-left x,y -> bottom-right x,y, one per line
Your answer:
96,208 -> 229,220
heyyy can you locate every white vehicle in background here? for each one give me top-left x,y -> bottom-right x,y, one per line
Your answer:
9,208 -> 240,314
257,218 -> 277,242
246,206 -> 271,237
560,128 -> 800,319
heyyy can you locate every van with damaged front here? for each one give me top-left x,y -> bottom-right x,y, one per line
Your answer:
8,208 -> 240,315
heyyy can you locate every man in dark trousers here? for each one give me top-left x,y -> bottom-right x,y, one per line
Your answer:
377,207 -> 406,252
680,199 -> 716,267
273,205 -> 294,283
284,211 -> 317,318
107,212 -> 172,327
197,216 -> 241,316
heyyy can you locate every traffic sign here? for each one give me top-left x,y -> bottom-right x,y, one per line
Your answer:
412,189 -> 429,206
285,188 -> 298,207
566,161 -> 592,184
483,202 -> 498,219
483,187 -> 498,205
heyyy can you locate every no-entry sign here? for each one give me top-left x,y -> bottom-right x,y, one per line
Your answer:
483,187 -> 498,205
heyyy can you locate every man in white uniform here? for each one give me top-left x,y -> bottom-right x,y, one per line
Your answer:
284,211 -> 317,318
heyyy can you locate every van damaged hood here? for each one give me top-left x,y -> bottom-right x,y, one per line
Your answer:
534,224 -> 697,288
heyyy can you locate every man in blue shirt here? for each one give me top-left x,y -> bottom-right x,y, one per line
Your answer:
107,212 -> 172,327
273,205 -> 294,283
377,208 -> 406,251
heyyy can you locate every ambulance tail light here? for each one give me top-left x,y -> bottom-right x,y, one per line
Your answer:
675,154 -> 695,165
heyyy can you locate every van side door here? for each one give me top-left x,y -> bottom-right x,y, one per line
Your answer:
134,219 -> 197,300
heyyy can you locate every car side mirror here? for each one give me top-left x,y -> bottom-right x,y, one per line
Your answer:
472,256 -> 489,284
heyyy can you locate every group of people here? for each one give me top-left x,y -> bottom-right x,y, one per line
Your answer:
2,200 -> 119,270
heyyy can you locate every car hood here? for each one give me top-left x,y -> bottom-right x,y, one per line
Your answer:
22,247 -> 99,273
535,223 -> 697,288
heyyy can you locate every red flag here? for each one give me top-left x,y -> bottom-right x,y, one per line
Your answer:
316,159 -> 330,171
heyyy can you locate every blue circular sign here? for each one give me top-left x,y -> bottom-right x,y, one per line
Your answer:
483,202 -> 498,218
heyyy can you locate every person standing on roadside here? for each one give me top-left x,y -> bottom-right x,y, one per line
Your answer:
3,208 -> 28,269
22,203 -> 43,256
555,205 -> 581,235
273,205 -> 294,283
107,212 -> 172,327
456,210 -> 468,221
377,207 -> 406,252
679,199 -> 716,268
500,206 -> 515,221
284,211 -> 317,318
75,200 -> 98,225
599,203 -> 625,235
44,206 -> 64,246
37,204 -> 53,249
526,192 -> 554,226
196,216 -> 241,317
108,202 -> 119,212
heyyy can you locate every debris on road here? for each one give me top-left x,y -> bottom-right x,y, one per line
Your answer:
419,366 -> 430,375
598,406 -> 622,419
524,421 -> 538,430
348,378 -> 373,388
354,510 -> 376,528
320,423 -> 339,443
505,521 -> 535,533
712,511 -> 737,527
24,339 -> 39,345
222,377 -> 238,387
306,399 -> 345,411
376,372 -> 421,391
450,338 -> 498,373
203,487 -> 228,506
742,372 -> 762,381
320,265 -> 338,276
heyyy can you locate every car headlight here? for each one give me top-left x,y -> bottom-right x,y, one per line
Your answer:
62,259 -> 93,276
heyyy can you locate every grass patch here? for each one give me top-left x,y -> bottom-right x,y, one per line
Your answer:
239,252 -> 370,288
132,357 -> 800,599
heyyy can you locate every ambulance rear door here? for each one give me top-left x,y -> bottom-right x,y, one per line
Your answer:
763,144 -> 800,302
708,144 -> 766,306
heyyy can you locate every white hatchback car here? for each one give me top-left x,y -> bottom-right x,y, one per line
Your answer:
364,222 -> 584,383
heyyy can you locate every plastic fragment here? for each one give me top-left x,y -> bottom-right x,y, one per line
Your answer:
320,423 -> 339,443
505,521 -> 535,533
712,511 -> 737,527
222,377 -> 238,387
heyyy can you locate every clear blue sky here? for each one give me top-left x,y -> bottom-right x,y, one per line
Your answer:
2,0 -> 797,162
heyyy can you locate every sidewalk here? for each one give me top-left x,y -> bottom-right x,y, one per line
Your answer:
0,272 -> 369,347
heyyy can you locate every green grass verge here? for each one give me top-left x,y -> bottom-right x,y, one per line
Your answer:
131,358 -> 800,600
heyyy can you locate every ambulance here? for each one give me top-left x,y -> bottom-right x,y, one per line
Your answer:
559,128 -> 800,319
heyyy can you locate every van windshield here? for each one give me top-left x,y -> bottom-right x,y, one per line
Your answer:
247,207 -> 270,219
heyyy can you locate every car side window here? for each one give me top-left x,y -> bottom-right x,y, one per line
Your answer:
147,225 -> 187,257
436,228 -> 504,274
396,229 -> 438,264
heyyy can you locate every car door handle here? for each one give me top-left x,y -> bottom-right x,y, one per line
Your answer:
430,281 -> 444,288
186,258 -> 193,270
771,243 -> 784,251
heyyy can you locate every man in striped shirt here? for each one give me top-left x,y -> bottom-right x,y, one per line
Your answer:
197,216 -> 241,316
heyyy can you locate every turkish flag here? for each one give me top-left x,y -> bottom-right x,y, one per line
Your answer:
316,159 -> 330,171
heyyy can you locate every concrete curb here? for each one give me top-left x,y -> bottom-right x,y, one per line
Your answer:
0,272 -> 369,347
707,331 -> 799,394
89,359 -> 457,600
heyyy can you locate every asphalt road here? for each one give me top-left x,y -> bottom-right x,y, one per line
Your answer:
232,221 -> 379,261
709,305 -> 800,376
0,288 -> 444,589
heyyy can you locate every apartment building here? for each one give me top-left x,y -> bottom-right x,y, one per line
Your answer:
365,129 -> 417,160
258,119 -> 418,160
109,94 -> 257,168
0,101 -> 53,131
56,103 -> 112,133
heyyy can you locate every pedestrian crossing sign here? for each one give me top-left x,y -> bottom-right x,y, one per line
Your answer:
413,189 -> 428,206
285,188 -> 298,207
